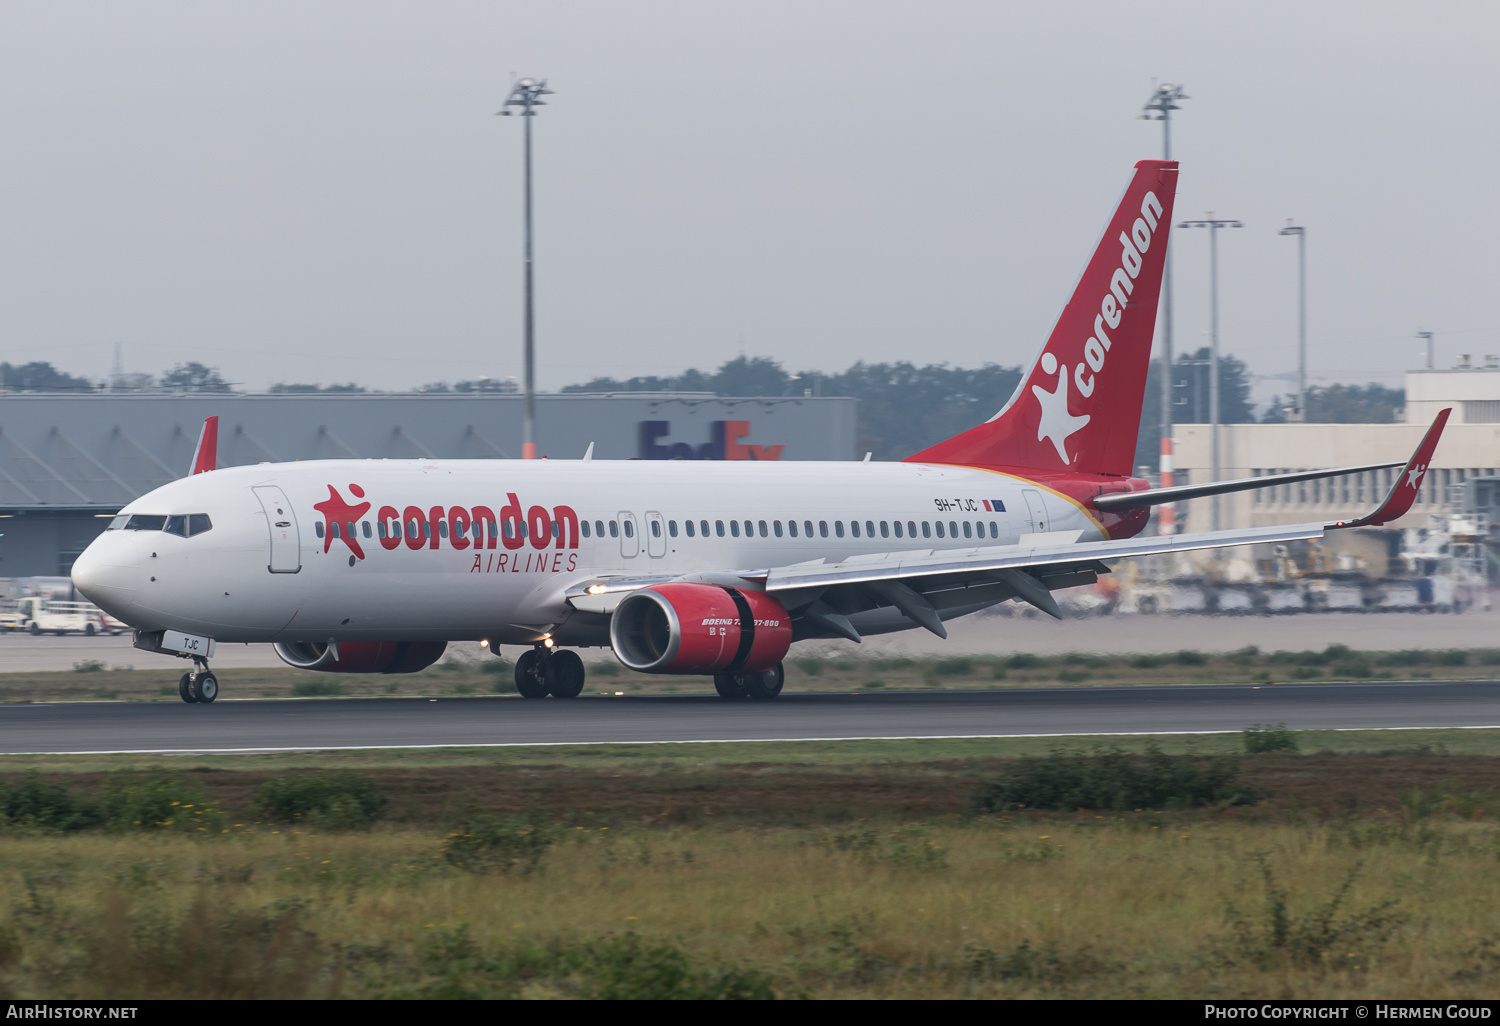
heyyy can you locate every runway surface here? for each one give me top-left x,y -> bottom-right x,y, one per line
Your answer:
2,681 -> 1497,754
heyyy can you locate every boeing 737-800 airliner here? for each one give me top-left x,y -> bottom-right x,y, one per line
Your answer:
69,160 -> 1449,704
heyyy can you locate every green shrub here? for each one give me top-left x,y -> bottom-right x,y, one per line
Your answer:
290,679 -> 348,697
1437,650 -> 1469,667
0,772 -> 102,833
968,742 -> 1260,813
440,813 -> 556,874
1228,646 -> 1260,665
590,661 -> 620,678
71,659 -> 105,673
253,772 -> 386,828
1007,653 -> 1043,670
1243,723 -> 1300,754
1332,660 -> 1373,679
98,776 -> 224,833
794,658 -> 824,677
933,657 -> 974,677
1173,650 -> 1206,666
1129,654 -> 1165,669
1323,644 -> 1352,661
1056,670 -> 1091,683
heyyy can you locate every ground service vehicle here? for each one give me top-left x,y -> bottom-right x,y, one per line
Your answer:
70,159 -> 1449,704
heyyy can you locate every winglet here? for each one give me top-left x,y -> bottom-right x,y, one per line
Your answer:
189,416 -> 218,475
1331,408 -> 1450,529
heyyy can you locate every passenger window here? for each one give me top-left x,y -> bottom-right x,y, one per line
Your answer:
595,520 -> 604,537
866,520 -> 875,537
701,520 -> 709,537
315,521 -> 326,539
609,521 -> 619,538
668,520 -> 678,537
909,521 -> 917,538
423,521 -> 432,539
758,520 -> 768,537
439,521 -> 449,539
949,521 -> 957,538
989,522 -> 998,539
730,520 -> 740,537
773,520 -> 782,537
330,521 -> 341,539
553,522 -> 561,538
361,521 -> 371,539
715,520 -> 725,537
893,521 -> 902,538
377,521 -> 388,539
503,521 -> 515,539
519,521 -> 528,539
835,521 -> 844,538
650,520 -> 661,538
880,521 -> 889,538
473,522 -> 482,539
684,520 -> 694,537
743,520 -> 753,537
922,522 -> 932,538
805,521 -> 814,537
488,521 -> 498,537
787,520 -> 796,538
624,521 -> 634,538
345,521 -> 356,540
582,521 -> 591,538
407,520 -> 418,539
851,521 -> 860,538
819,521 -> 828,538
963,522 -> 972,539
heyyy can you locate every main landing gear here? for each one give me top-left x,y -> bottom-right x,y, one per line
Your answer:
714,662 -> 785,702
514,646 -> 586,699
177,656 -> 218,704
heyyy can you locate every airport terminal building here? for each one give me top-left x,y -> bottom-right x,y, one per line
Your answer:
0,392 -> 856,577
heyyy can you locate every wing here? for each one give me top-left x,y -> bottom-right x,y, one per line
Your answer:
567,411 -> 1450,642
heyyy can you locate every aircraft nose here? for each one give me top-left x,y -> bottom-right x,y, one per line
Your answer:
70,541 -> 138,615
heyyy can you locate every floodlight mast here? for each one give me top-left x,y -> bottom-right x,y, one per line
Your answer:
1279,222 -> 1307,421
1138,83 -> 1188,533
1178,214 -> 1243,532
499,77 -> 554,460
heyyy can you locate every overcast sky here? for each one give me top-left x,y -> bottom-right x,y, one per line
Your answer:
1,1 -> 1496,407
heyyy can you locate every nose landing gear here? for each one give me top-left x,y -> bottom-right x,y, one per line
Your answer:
513,646 -> 586,698
177,656 -> 218,704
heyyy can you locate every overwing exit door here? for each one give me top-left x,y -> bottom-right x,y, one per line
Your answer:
645,511 -> 666,558
618,512 -> 640,558
252,485 -> 302,573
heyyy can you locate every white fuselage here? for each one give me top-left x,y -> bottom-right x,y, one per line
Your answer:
70,459 -> 1102,647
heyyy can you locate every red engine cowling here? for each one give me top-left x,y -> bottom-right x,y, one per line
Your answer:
274,641 -> 447,674
610,583 -> 792,674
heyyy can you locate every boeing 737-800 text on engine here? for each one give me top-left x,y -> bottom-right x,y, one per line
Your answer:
70,160 -> 1449,703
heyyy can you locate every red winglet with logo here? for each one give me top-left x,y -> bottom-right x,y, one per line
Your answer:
907,160 -> 1179,477
189,416 -> 218,475
1330,409 -> 1450,529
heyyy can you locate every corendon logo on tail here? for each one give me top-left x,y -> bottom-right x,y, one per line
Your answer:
314,485 -> 580,574
1030,190 -> 1164,466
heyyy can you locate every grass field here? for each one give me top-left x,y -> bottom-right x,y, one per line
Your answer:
13,642 -> 1500,704
2,729 -> 1500,998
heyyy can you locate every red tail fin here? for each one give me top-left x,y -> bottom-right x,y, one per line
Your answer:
907,159 -> 1179,476
190,416 -> 218,475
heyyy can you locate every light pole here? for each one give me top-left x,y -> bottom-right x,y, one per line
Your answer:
1139,82 -> 1188,533
1178,214 -> 1243,531
1279,222 -> 1307,421
499,76 -> 553,460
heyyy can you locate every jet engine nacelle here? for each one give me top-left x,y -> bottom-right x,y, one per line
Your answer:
274,640 -> 447,674
610,583 -> 791,674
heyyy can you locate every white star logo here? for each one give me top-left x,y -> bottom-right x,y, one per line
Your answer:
1031,351 -> 1090,465
1406,462 -> 1427,490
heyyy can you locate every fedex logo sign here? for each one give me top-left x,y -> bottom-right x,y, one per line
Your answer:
639,420 -> 784,461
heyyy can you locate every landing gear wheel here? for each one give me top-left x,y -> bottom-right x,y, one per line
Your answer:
713,672 -> 747,700
179,672 -> 198,704
514,649 -> 549,698
544,650 -> 585,698
194,673 -> 218,704
742,662 -> 785,701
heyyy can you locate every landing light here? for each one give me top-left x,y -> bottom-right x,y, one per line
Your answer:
480,640 -> 489,648
543,638 -> 555,648
586,584 -> 608,595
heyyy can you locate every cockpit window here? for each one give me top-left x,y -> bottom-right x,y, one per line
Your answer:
124,513 -> 212,536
